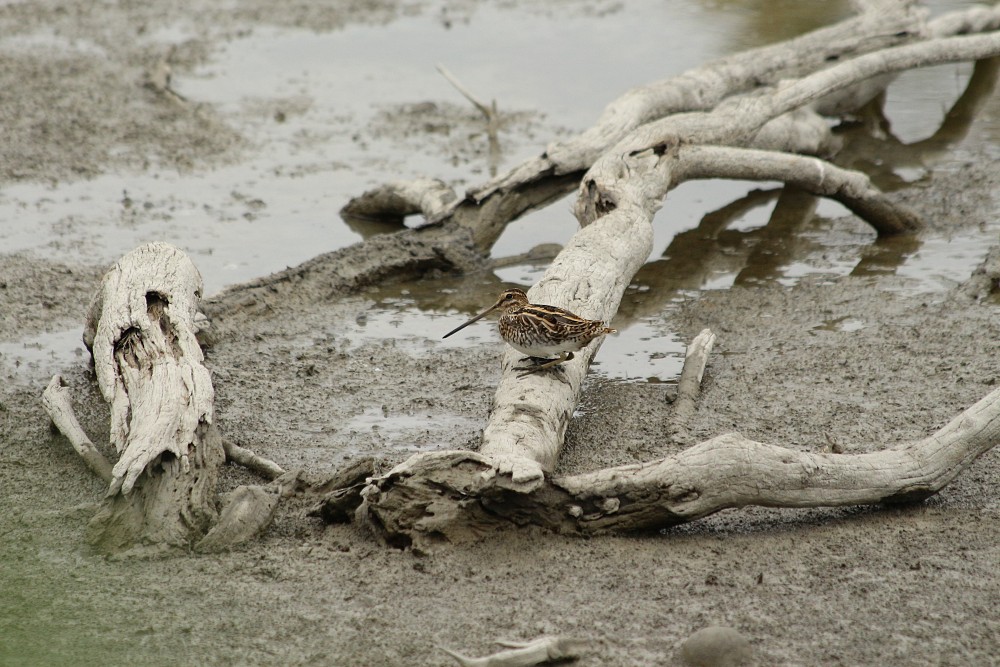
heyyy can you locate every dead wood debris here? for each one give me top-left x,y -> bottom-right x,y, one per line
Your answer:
667,329 -> 716,445
440,636 -> 587,667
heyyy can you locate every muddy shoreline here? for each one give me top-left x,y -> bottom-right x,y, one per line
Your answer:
5,241 -> 999,666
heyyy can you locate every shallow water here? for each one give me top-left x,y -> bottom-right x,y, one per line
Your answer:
1,0 -> 998,384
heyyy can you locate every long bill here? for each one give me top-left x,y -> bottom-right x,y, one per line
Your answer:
442,305 -> 496,339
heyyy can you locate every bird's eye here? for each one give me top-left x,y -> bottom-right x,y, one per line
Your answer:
505,294 -> 513,300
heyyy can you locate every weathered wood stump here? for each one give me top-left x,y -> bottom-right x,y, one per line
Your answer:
81,242 -> 222,552
43,242 -> 288,555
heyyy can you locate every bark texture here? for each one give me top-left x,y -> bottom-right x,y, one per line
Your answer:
83,242 -> 216,495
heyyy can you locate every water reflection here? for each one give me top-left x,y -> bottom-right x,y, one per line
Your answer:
699,0 -> 851,49
341,211 -> 411,239
625,52 -> 1000,316
730,188 -> 820,286
632,188 -> 781,301
836,57 -> 1000,193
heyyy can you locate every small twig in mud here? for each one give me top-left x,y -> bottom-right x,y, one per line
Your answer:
222,438 -> 285,480
144,46 -> 189,106
436,63 -> 495,121
437,63 -> 501,175
440,635 -> 586,667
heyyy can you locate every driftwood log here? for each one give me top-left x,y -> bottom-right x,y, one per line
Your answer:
353,315 -> 1000,546
360,378 -> 1000,546
80,242 -> 222,553
82,242 -> 216,498
200,4 -> 1000,333
457,13 -> 1000,489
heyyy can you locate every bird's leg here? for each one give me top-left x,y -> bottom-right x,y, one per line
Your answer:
533,351 -> 573,370
515,352 -> 572,375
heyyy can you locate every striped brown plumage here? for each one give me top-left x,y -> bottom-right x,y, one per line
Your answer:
443,288 -> 616,372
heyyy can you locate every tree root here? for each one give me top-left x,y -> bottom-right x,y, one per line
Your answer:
41,375 -> 114,483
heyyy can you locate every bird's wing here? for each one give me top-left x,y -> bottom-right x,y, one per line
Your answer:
515,305 -> 603,337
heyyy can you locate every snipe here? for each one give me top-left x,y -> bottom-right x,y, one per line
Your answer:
443,288 -> 616,373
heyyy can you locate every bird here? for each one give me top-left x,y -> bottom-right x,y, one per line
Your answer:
442,288 -> 617,373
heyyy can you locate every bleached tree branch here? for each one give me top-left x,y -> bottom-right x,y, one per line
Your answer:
672,146 -> 922,235
361,380 -> 1000,546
